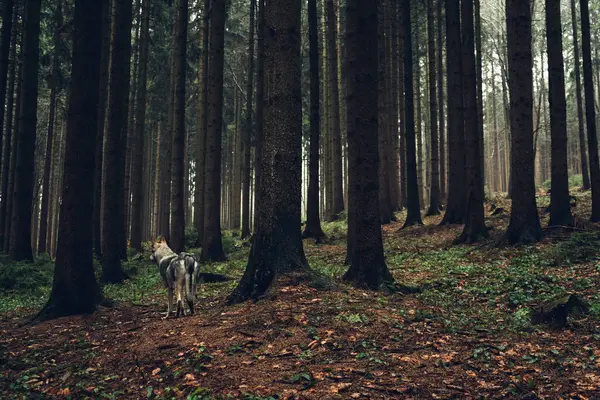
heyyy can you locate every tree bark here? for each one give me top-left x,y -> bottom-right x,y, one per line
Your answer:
570,0 -> 588,191
0,6 -> 18,252
426,0 -> 440,216
457,0 -> 487,243
10,0 -> 42,261
241,0 -> 256,239
401,0 -> 422,228
342,0 -> 393,289
303,0 -> 326,240
389,0 -> 400,211
546,0 -> 573,227
580,0 -> 600,221
169,0 -> 188,253
202,0 -> 227,261
102,0 -> 133,282
93,0 -> 111,259
38,0 -> 104,320
4,39 -> 22,255
130,0 -> 150,251
378,0 -> 392,225
437,0 -> 446,202
505,0 -> 541,244
194,0 -> 210,247
0,0 -> 14,178
229,0 -> 308,303
38,1 -> 63,255
439,0 -> 466,226
325,0 -> 344,220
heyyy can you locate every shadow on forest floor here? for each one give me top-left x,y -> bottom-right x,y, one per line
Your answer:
1,189 -> 600,399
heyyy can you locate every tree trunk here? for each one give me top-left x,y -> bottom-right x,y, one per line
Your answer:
93,0 -> 111,259
202,0 -> 227,261
457,0 -> 487,243
10,0 -> 42,261
169,0 -> 188,253
378,0 -> 392,224
389,0 -> 400,211
38,1 -> 63,255
124,0 -> 141,246
426,0 -> 440,216
229,0 -> 308,303
474,0 -> 484,192
4,40 -> 22,255
439,0 -> 466,226
437,0 -> 446,202
303,0 -> 326,240
0,7 -> 18,252
241,0 -> 256,239
571,0 -> 588,191
546,0 -> 573,227
254,0 -> 265,222
398,6 -> 406,209
401,0 -> 422,228
102,0 -> 133,282
325,0 -> 344,220
130,0 -> 150,251
505,0 -> 541,244
38,0 -> 104,320
580,0 -> 600,221
342,0 -> 393,289
194,0 -> 210,247
153,120 -> 163,238
0,0 -> 14,177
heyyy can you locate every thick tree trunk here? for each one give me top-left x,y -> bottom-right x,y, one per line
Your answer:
457,0 -> 487,243
505,0 -> 541,244
546,0 -> 573,227
401,0 -> 422,228
439,0 -> 466,226
229,0 -> 308,303
303,0 -> 326,240
130,0 -> 150,251
202,0 -> 227,261
426,0 -> 440,216
102,0 -> 133,282
38,0 -> 104,320
343,0 -> 393,289
169,0 -> 188,253
10,0 -> 42,261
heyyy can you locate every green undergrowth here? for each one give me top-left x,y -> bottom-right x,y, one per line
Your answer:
388,232 -> 600,332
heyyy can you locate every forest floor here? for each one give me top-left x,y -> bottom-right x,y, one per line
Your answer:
1,190 -> 600,399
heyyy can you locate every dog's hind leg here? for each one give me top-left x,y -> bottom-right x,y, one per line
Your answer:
164,288 -> 174,319
175,280 -> 186,317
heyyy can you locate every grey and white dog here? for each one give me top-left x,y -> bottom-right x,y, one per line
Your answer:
150,239 -> 200,318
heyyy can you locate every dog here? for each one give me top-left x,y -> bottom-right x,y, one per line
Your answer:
150,239 -> 199,318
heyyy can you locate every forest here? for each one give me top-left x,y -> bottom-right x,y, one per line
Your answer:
1,0 -> 600,398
